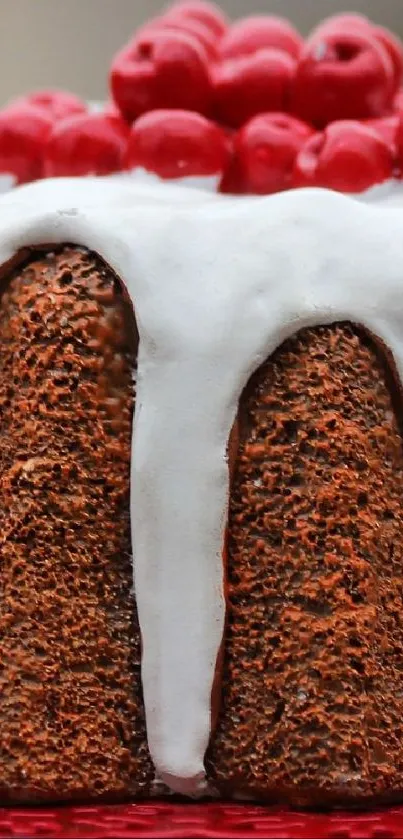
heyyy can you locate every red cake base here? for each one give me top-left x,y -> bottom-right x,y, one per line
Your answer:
1,803 -> 403,839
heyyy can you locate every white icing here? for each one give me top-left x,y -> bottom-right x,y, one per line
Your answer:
0,174 -> 16,193
357,178 -> 403,207
128,167 -> 221,193
2,176 -> 403,794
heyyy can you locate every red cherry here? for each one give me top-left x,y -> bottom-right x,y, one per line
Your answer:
218,15 -> 303,61
374,26 -> 403,92
292,120 -> 393,193
103,100 -> 126,119
10,89 -> 87,122
234,112 -> 314,194
0,104 -> 52,184
164,1 -> 228,38
219,154 -> 246,194
136,15 -> 218,59
393,112 -> 403,175
394,88 -> 403,113
44,112 -> 129,177
213,49 -> 296,129
292,29 -> 395,127
125,109 -> 231,180
362,115 -> 398,153
110,29 -> 212,123
310,14 -> 372,38
310,18 -> 403,94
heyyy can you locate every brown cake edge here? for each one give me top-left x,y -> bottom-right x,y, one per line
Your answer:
0,244 -> 155,804
207,322 -> 403,808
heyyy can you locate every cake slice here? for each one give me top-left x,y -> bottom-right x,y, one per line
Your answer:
208,324 -> 403,806
0,247 -> 153,803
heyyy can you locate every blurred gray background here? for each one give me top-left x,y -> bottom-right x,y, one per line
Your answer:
0,0 -> 402,105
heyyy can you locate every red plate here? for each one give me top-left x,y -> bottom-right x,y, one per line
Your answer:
0,802 -> 402,839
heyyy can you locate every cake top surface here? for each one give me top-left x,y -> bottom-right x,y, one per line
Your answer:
1,3 -> 403,198
2,174 -> 403,795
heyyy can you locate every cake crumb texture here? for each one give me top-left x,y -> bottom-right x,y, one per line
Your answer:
0,246 -> 153,803
207,323 -> 403,807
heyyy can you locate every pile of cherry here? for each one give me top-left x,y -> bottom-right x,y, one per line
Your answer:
4,0 -> 403,194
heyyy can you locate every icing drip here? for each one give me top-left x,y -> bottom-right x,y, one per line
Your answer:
2,176 -> 403,794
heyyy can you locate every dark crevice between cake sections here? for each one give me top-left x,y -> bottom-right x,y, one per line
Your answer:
0,244 -> 154,804
207,321 -> 403,808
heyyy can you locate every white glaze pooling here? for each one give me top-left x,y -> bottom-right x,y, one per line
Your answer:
2,177 -> 403,795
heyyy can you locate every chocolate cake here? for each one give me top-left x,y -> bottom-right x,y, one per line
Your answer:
1,175 -> 403,807
4,0 -> 403,813
208,324 -> 403,807
0,247 -> 152,803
